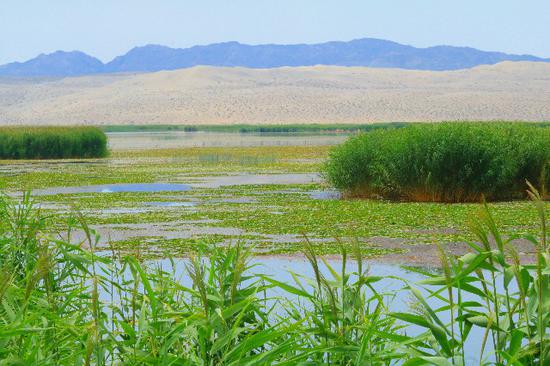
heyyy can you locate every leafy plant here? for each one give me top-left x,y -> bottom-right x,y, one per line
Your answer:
0,184 -> 547,364
393,183 -> 549,365
324,122 -> 550,202
268,238 -> 403,365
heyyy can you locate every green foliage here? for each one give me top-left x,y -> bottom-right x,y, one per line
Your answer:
270,237 -> 402,364
0,189 -> 548,364
0,126 -> 107,159
102,122 -> 408,134
394,183 -> 550,365
324,122 -> 550,202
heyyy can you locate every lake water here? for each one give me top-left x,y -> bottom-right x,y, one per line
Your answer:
33,183 -> 193,195
107,131 -> 350,150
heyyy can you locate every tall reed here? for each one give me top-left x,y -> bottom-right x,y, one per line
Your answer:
0,126 -> 107,159
392,183 -> 549,365
324,122 -> 550,202
0,185 -> 548,364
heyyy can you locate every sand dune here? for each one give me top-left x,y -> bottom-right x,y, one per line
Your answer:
0,62 -> 549,125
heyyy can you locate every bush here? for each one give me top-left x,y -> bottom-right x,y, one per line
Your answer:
324,122 -> 550,202
0,126 -> 108,159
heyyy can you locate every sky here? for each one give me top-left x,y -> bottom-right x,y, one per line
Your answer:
1,0 -> 549,65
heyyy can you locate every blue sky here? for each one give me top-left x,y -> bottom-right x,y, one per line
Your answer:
1,0 -> 549,64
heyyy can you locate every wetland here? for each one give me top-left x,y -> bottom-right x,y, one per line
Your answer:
2,130 -> 546,265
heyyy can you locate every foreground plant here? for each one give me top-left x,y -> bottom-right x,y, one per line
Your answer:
0,186 -> 548,364
264,238 -> 403,365
393,183 -> 549,365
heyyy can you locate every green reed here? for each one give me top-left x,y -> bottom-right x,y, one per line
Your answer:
0,126 -> 107,159
324,122 -> 550,202
0,185 -> 548,364
391,183 -> 549,365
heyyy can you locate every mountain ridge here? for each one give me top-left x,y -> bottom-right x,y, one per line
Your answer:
1,38 -> 549,77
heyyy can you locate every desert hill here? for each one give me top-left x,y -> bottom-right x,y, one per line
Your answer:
1,62 -> 549,125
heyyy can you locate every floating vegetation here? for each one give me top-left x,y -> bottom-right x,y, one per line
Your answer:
102,122 -> 408,134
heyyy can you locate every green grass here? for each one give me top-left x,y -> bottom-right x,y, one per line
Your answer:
0,189 -> 548,364
0,126 -> 108,159
32,184 -> 549,258
325,122 -> 550,202
102,122 -> 408,134
0,145 -> 327,191
3,143 -> 549,257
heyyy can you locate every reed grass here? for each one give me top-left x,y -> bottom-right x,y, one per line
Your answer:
102,122 -> 407,134
324,122 -> 550,202
0,126 -> 107,159
0,185 -> 548,364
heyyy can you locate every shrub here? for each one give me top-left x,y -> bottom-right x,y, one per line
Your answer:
0,126 -> 108,159
324,122 -> 550,202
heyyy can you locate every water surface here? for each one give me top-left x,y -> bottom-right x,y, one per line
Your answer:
108,131 -> 349,150
34,183 -> 192,195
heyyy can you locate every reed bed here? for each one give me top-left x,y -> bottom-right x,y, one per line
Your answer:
0,126 -> 107,159
324,122 -> 550,202
0,187 -> 548,364
103,122 -> 407,134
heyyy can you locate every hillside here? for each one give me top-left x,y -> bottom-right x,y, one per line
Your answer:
1,62 -> 549,125
0,38 -> 548,77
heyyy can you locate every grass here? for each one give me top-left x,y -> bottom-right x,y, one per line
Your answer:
102,122 -> 408,134
2,143 -> 549,257
26,183 -> 548,260
0,126 -> 108,159
0,145 -> 326,191
325,122 -> 550,202
391,184 -> 550,365
0,186 -> 548,364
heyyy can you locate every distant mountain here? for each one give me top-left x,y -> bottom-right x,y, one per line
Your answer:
1,38 -> 549,77
0,51 -> 104,77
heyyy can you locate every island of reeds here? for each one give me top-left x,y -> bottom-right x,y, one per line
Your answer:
0,126 -> 107,159
324,122 -> 550,202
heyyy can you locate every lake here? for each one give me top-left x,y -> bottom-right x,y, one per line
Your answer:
107,131 -> 350,150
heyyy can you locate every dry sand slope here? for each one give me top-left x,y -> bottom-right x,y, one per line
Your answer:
0,61 -> 549,125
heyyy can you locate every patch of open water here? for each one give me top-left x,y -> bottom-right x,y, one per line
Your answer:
107,131 -> 349,150
308,189 -> 341,200
96,183 -> 192,193
34,183 -> 192,195
145,201 -> 197,207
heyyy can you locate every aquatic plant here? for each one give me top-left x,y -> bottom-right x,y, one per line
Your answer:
0,186 -> 548,364
267,237 -> 403,364
324,122 -> 550,202
392,183 -> 549,365
0,126 -> 107,159
102,122 -> 408,134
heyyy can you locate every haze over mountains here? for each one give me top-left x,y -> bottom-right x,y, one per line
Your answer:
1,38 -> 549,77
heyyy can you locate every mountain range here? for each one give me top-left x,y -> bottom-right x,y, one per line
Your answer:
1,38 -> 549,77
